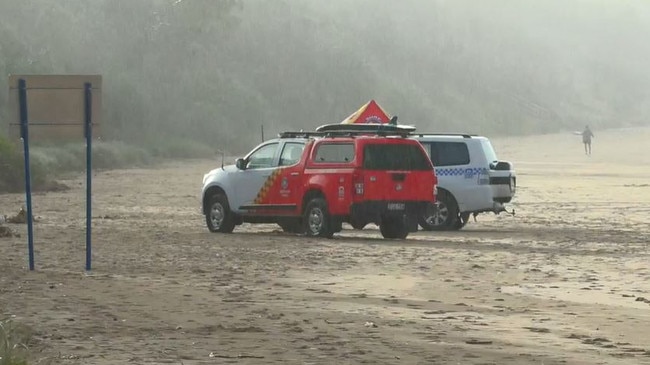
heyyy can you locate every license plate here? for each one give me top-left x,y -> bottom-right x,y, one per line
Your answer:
387,203 -> 405,210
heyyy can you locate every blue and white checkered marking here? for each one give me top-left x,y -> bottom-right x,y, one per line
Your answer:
435,167 -> 487,179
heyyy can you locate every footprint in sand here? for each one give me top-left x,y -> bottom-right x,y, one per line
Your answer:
523,326 -> 550,333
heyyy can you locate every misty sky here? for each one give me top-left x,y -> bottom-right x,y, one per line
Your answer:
1,0 -> 649,150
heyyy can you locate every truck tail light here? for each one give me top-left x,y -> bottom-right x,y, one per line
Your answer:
433,183 -> 438,198
353,174 -> 364,195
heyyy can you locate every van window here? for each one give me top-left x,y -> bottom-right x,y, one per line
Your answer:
314,143 -> 355,163
363,143 -> 432,171
426,142 -> 470,166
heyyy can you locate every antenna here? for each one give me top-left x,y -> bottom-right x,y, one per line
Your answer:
261,125 -> 265,142
217,150 -> 225,170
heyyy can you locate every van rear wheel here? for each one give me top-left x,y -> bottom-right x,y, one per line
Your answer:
419,191 -> 459,231
451,212 -> 470,230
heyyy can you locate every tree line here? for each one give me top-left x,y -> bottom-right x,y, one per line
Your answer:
1,0 -> 649,154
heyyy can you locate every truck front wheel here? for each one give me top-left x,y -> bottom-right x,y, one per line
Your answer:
206,194 -> 236,233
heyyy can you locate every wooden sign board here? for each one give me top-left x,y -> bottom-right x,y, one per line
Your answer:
7,75 -> 102,142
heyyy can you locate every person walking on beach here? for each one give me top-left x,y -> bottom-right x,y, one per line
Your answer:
582,125 -> 594,155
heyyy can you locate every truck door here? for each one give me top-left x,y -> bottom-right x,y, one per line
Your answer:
231,142 -> 280,212
264,141 -> 307,215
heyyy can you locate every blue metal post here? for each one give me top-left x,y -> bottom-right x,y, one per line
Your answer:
84,82 -> 92,271
18,79 -> 35,271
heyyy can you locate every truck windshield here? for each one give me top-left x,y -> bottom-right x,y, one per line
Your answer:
363,143 -> 432,171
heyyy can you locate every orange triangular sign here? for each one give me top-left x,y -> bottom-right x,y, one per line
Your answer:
340,100 -> 391,124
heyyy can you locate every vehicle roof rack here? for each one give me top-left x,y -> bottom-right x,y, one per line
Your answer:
278,129 -> 415,139
278,131 -> 327,139
279,123 -> 417,139
415,133 -> 476,139
315,122 -> 416,133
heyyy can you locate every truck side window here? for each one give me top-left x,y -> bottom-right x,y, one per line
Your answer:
279,142 -> 305,166
246,143 -> 279,169
363,143 -> 431,171
314,143 -> 355,163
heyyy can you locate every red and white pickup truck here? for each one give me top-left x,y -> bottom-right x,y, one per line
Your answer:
201,124 -> 438,239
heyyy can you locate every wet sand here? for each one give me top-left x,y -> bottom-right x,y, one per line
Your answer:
1,127 -> 649,364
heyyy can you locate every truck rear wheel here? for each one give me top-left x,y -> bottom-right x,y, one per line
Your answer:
278,219 -> 303,234
349,219 -> 367,230
303,198 -> 334,238
380,216 -> 409,239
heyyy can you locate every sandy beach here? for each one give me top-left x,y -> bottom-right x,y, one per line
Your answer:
1,127 -> 650,364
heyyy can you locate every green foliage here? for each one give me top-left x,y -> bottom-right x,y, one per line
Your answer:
0,133 -> 218,192
93,141 -> 153,169
0,134 -> 47,193
143,138 -> 214,160
30,141 -> 153,173
1,0 -> 649,157
0,317 -> 31,365
0,135 -> 23,192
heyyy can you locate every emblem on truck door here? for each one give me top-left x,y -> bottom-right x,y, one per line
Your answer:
395,183 -> 403,191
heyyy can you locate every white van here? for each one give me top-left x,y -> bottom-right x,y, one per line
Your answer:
413,134 -> 516,230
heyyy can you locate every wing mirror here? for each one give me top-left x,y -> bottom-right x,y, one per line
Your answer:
235,158 -> 247,170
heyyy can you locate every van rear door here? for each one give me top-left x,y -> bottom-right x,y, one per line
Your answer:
481,139 -> 516,202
